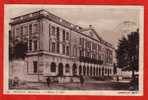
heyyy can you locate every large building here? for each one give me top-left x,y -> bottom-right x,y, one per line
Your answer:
9,9 -> 116,83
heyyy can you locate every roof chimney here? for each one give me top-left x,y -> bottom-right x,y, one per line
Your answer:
89,25 -> 92,28
89,25 -> 94,29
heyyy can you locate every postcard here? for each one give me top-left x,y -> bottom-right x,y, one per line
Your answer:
3,4 -> 144,96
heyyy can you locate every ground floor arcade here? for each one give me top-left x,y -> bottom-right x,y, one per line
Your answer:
9,53 -> 114,83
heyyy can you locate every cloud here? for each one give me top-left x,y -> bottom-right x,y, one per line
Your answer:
5,5 -> 141,47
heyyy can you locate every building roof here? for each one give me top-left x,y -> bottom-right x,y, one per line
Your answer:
10,9 -> 114,49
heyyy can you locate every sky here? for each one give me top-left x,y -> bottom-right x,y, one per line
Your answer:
5,5 -> 143,48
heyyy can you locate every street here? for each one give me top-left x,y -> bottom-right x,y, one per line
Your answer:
10,80 -> 131,90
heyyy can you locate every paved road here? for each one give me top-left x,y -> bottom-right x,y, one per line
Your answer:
10,80 -> 131,90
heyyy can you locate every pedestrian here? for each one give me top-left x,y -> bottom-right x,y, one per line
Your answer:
13,77 -> 19,87
80,76 -> 84,86
46,77 -> 51,87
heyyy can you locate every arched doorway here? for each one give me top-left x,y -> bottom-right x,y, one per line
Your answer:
90,66 -> 92,76
99,68 -> 101,76
96,67 -> 98,77
93,67 -> 96,77
108,69 -> 110,76
72,63 -> 77,76
58,63 -> 64,76
83,65 -> 86,76
87,66 -> 89,76
79,65 -> 82,76
102,67 -> 104,76
65,64 -> 70,73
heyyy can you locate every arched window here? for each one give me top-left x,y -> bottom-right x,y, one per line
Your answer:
50,62 -> 56,72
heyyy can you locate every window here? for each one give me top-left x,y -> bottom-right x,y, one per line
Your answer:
80,49 -> 85,57
50,63 -> 56,72
63,30 -> 65,41
83,66 -> 86,76
29,24 -> 32,34
79,66 -> 82,75
105,68 -> 107,74
73,46 -> 77,57
15,28 -> 20,37
110,69 -> 112,74
49,24 -> 51,37
93,67 -> 95,76
33,61 -> 38,73
57,42 -> 60,53
75,48 -> 77,57
72,64 -> 77,76
29,40 -> 32,51
98,44 -> 101,51
66,46 -> 69,56
56,27 -> 60,41
34,40 -> 37,51
12,28 -> 15,38
49,40 -> 50,52
24,42 -> 28,52
33,24 -> 38,33
24,26 -> 28,35
51,26 -> 55,35
52,42 -> 56,52
62,44 -> 65,54
98,55 -> 101,60
20,26 -> 23,36
81,38 -> 85,49
66,32 -> 69,40
65,64 -> 70,73
80,49 -> 82,57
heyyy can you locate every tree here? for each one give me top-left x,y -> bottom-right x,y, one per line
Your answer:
127,29 -> 139,77
116,36 -> 129,69
116,28 -> 139,77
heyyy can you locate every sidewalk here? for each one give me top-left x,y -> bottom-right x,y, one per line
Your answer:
9,80 -> 131,90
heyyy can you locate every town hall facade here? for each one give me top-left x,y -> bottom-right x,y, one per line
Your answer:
9,9 -> 116,83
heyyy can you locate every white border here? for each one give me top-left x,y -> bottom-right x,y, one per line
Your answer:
4,4 -> 144,96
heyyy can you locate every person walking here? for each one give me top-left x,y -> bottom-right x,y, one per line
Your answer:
46,77 -> 51,87
80,75 -> 84,86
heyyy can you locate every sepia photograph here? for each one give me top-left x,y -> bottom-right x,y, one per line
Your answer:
4,4 -> 144,95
